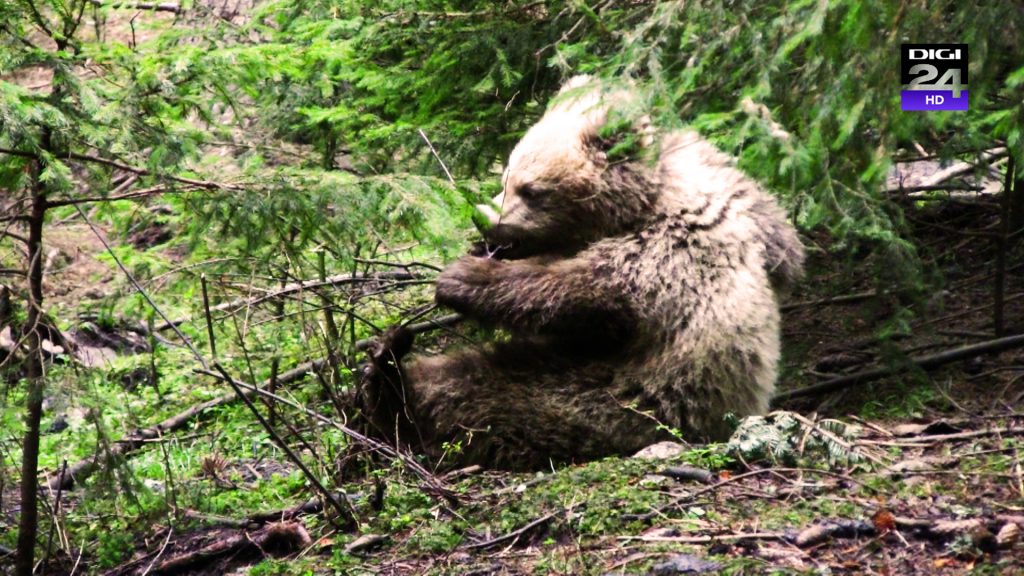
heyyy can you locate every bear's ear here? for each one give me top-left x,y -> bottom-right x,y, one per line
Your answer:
591,109 -> 647,164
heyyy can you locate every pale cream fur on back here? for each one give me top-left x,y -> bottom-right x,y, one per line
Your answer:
497,77 -> 800,437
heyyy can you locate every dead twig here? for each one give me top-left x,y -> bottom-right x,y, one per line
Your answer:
464,511 -> 559,550
900,426 -> 1024,444
785,412 -> 887,465
45,359 -> 326,490
211,360 -> 358,529
139,527 -> 174,576
200,272 -> 356,528
619,531 -> 786,544
49,311 -> 462,491
355,313 -> 463,351
179,490 -> 354,530
418,129 -> 456,186
74,204 -> 207,365
40,460 -> 68,573
781,290 -> 877,312
194,368 -> 459,506
631,467 -> 870,523
656,466 -> 716,484
793,520 -> 875,547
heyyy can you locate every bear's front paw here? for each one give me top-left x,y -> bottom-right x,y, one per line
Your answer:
435,256 -> 499,309
369,325 -> 414,364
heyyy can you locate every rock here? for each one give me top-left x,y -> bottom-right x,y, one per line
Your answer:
633,441 -> 687,460
891,420 -> 963,437
887,456 -> 957,476
793,520 -> 874,547
755,546 -> 808,570
45,415 -> 68,434
0,325 -> 14,353
997,522 -> 1020,548
344,533 -> 388,555
143,479 -> 166,493
652,553 -> 721,574
639,474 -> 671,487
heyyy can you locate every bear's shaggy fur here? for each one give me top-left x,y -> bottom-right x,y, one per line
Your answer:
360,76 -> 804,469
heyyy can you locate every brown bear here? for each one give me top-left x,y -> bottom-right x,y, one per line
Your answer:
359,76 -> 804,469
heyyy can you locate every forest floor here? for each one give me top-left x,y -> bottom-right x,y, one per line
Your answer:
3,189 -> 1024,576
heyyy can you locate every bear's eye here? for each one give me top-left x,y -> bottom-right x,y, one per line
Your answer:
517,183 -> 544,200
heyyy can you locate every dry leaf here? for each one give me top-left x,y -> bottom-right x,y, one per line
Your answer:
997,522 -> 1019,548
872,509 -> 896,534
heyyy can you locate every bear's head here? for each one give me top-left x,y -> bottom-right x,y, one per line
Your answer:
477,76 -> 660,259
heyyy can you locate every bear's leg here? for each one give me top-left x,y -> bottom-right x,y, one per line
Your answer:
357,325 -> 425,449
402,342 -> 667,469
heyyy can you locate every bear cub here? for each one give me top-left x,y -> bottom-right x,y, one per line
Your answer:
359,76 -> 804,469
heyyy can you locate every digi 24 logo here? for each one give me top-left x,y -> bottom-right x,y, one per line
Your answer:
901,44 -> 968,111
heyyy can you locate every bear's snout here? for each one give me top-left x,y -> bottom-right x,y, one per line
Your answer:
476,192 -> 505,229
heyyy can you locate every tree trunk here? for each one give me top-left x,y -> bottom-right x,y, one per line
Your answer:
1011,155 -> 1024,233
15,185 -> 47,576
994,157 -> 1013,336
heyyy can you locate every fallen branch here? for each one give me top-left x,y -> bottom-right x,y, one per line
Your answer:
916,293 -> 1024,329
248,492 -> 353,525
781,290 -> 877,312
179,490 -> 357,530
886,147 -> 1008,196
887,183 -> 984,194
793,515 -> 1016,549
895,517 -> 987,538
619,531 -> 785,544
149,521 -> 311,575
656,466 -> 716,484
343,533 -> 389,555
899,426 -> 1024,444
628,516 -> 1019,552
918,148 -> 1007,188
775,332 -> 1024,402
